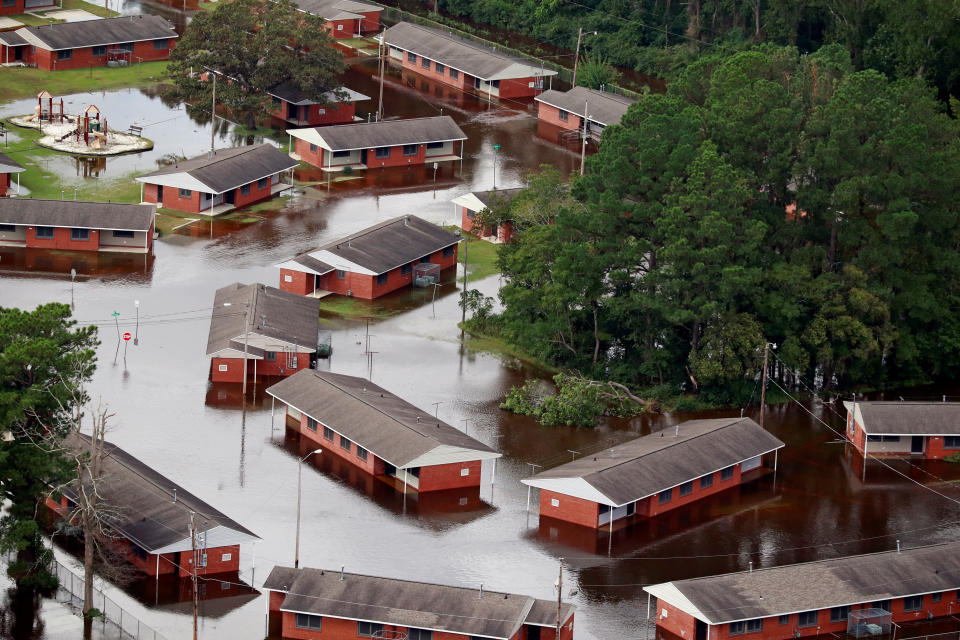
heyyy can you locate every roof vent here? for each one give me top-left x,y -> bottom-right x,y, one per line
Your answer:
362,387 -> 366,393
172,488 -> 177,503
478,584 -> 483,599
340,566 -> 345,581
404,215 -> 409,226
675,425 -> 679,437
896,540 -> 901,553
416,416 -> 420,423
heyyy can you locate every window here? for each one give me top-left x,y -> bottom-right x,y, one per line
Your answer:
112,230 -> 135,238
490,80 -> 500,88
117,42 -> 134,52
240,184 -> 251,195
306,417 -> 318,432
407,629 -> 432,640
284,274 -> 293,283
626,501 -> 636,516
558,109 -> 569,122
153,38 -> 168,50
721,466 -> 735,480
359,622 -> 384,637
332,150 -> 351,159
377,273 -> 388,286
872,600 -> 891,613
178,188 -> 192,198
0,224 -> 14,232
340,435 -> 352,452
336,23 -> 343,30
678,481 -> 693,496
66,228 -> 86,241
830,606 -> 849,623
797,611 -> 818,628
221,553 -> 232,562
945,437 -> 960,448
402,144 -> 419,156
295,613 -> 323,630
778,615 -> 790,625
700,473 -> 714,489
336,270 -> 346,279
443,246 -> 454,258
426,141 -> 444,150
407,52 -> 417,63
658,488 -> 672,504
375,147 -> 390,158
323,425 -> 334,441
868,435 -> 900,442
92,45 -> 107,56
265,351 -> 277,362
218,364 -> 228,372
1,0 -> 14,6
35,226 -> 54,239
309,143 -> 318,153
258,177 -> 268,189
598,504 -> 610,514
421,57 -> 431,69
904,596 -> 923,612
550,498 -> 559,507
449,68 -> 459,79
57,49 -> 72,60
460,468 -> 470,476
357,446 -> 368,461
401,263 -> 413,275
730,619 -> 762,635
932,592 -> 942,603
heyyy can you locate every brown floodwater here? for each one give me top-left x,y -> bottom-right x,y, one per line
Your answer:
2,35 -> 960,640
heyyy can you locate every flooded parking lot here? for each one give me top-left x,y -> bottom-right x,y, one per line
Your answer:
2,32 -> 960,640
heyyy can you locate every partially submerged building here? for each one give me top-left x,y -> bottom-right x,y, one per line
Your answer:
12,15 -> 178,70
644,541 -> 960,640
383,21 -> 557,98
268,83 -> 369,127
47,434 -> 259,578
264,566 -> 574,640
136,144 -> 297,215
293,0 -> 381,38
844,401 -> 960,460
452,187 -> 523,243
288,116 -> 466,172
0,200 -> 155,253
205,283 -> 321,384
535,86 -> 636,138
522,418 -> 785,529
266,370 -> 501,492
276,214 -> 460,299
0,151 -> 24,196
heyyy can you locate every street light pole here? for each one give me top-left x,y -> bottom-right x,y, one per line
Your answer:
295,449 -> 322,568
572,27 -> 582,86
223,301 -> 250,395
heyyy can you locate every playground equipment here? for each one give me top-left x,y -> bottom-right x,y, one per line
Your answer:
26,90 -> 67,124
53,105 -> 109,149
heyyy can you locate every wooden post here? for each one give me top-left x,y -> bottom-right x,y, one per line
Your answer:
759,342 -> 769,428
191,512 -> 198,640
572,27 -> 582,87
556,558 -> 564,639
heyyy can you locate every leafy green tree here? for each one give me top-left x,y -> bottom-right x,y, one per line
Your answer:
576,55 -> 622,89
0,304 -> 98,587
167,0 -> 345,128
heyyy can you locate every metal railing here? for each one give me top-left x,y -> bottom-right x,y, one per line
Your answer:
51,558 -> 168,640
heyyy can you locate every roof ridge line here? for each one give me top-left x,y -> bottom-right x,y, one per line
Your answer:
393,21 -> 520,61
315,215 -> 414,252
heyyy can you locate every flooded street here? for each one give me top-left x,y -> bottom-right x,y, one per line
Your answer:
3,32 -> 960,640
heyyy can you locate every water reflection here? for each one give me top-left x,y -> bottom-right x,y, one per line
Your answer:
0,247 -> 155,282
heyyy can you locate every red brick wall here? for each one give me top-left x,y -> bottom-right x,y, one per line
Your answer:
314,246 -> 458,299
295,138 -> 325,168
280,611 -> 508,640
537,102 -> 581,131
0,0 -> 25,15
179,544 -> 240,577
36,38 -> 174,71
280,268 -> 315,295
365,143 -> 427,169
298,411 -> 380,475
398,51 -> 471,92
645,464 -> 744,518
850,414 -> 957,460
143,182 -> 205,213
418,460 -> 482,492
325,17 -> 358,38
211,357 -> 245,383
211,355 -> 309,382
280,101 -> 356,126
498,76 -> 543,98
539,489 -> 599,528
230,174 -> 278,209
359,10 -> 379,33
25,226 -> 100,251
0,173 -> 9,196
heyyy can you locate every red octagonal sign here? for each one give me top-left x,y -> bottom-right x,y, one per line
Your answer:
122,332 -> 132,342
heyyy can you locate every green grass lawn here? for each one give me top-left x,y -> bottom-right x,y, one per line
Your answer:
456,232 -> 500,282
7,0 -> 117,26
0,61 -> 169,103
58,0 -> 117,17
317,296 -> 400,320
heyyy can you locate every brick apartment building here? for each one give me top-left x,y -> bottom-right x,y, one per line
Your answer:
0,151 -> 24,196
534,86 -> 636,137
844,400 -> 960,460
293,0 -> 381,38
269,83 -> 369,127
136,144 -> 297,215
452,187 -> 523,243
276,214 -> 461,300
383,21 -> 557,99
266,369 -> 501,493
522,417 -> 785,529
0,199 -> 155,253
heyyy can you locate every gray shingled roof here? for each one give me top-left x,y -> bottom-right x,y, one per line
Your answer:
290,116 -> 466,152
268,83 -> 369,106
471,187 -> 523,209
292,0 -> 379,20
60,433 -> 258,553
205,283 -> 320,357
0,30 -> 28,47
263,566 -> 572,639
0,199 -> 154,231
383,22 -> 557,81
0,151 -> 26,174
265,369 -> 497,468
645,541 -> 960,624
18,15 -> 177,50
524,418 -> 785,506
136,144 -> 297,194
535,86 -> 636,127
844,401 -> 960,435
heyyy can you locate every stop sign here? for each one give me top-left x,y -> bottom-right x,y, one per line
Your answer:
122,332 -> 132,342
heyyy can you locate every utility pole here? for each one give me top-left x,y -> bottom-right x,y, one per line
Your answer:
377,31 -> 386,121
525,462 -> 542,512
242,302 -> 250,396
579,101 -> 589,175
460,234 -> 469,326
556,558 -> 564,639
210,72 -> 217,154
760,342 -> 769,428
190,512 -> 199,640
572,27 -> 583,87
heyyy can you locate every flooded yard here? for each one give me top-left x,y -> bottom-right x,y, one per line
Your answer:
2,25 -> 960,640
